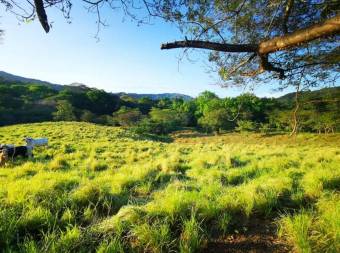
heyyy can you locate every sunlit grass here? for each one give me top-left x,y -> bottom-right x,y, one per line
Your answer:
0,122 -> 339,252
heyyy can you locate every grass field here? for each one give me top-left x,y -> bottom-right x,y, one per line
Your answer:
0,122 -> 339,253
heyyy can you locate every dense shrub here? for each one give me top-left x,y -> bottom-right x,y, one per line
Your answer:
235,120 -> 256,132
113,107 -> 143,126
132,118 -> 178,135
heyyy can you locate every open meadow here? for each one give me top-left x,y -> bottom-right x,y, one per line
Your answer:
0,122 -> 339,253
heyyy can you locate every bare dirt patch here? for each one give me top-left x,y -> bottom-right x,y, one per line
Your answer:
205,218 -> 291,253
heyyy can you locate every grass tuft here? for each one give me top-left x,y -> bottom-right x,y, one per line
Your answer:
179,213 -> 205,253
278,211 -> 312,253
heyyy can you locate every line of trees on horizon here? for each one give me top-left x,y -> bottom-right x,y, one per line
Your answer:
0,80 -> 339,135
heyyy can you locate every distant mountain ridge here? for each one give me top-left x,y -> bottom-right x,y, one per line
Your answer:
0,70 -> 64,91
1,70 -> 338,101
0,70 -> 192,100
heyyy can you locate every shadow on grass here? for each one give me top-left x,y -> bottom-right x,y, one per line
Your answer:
260,132 -> 287,137
171,131 -> 214,139
118,130 -> 174,143
132,133 -> 174,143
230,156 -> 250,168
4,157 -> 35,168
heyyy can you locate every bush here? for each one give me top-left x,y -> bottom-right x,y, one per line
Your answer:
113,107 -> 143,126
198,108 -> 233,134
259,123 -> 271,134
94,115 -> 116,126
80,110 -> 96,123
53,100 -> 77,121
131,118 -> 178,135
150,108 -> 187,127
236,120 -> 256,132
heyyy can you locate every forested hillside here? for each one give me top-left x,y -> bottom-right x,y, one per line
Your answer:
0,71 -> 192,101
278,87 -> 340,105
0,80 -> 339,134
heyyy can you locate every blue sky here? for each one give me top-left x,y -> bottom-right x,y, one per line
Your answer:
0,4 -> 291,98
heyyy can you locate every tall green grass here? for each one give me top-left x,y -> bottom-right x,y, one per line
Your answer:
0,122 -> 339,252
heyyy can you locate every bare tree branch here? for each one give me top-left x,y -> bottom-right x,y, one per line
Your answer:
161,40 -> 257,53
259,55 -> 285,79
161,15 -> 340,55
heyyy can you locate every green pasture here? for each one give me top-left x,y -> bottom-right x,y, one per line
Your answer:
0,122 -> 339,252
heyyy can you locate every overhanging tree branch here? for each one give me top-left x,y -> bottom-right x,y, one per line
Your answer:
161,15 -> 340,55
258,15 -> 340,54
161,40 -> 258,53
161,15 -> 340,78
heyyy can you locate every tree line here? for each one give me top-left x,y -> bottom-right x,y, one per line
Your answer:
0,81 -> 339,135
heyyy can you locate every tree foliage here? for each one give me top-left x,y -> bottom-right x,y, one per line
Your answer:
113,107 -> 143,126
198,108 -> 232,134
53,100 -> 76,121
0,80 -> 339,134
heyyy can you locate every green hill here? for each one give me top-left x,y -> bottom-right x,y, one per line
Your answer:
277,86 -> 340,105
0,70 -> 64,91
0,70 -> 192,100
